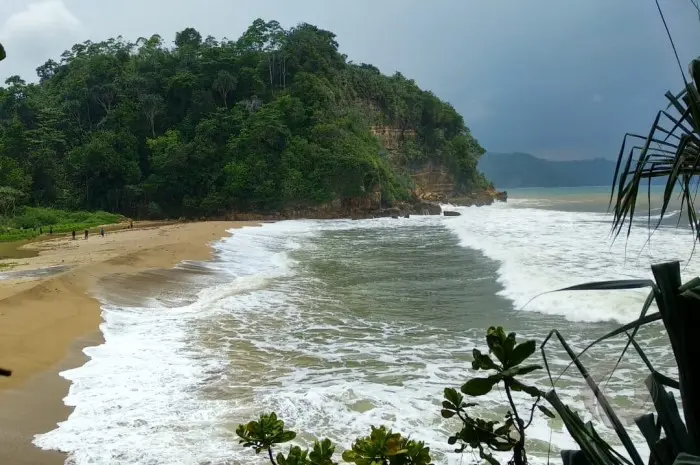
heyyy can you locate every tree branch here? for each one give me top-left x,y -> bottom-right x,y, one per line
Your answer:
504,382 -> 526,465
524,396 -> 541,429
267,446 -> 277,465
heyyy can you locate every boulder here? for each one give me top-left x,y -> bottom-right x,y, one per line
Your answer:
443,210 -> 461,217
410,201 -> 441,216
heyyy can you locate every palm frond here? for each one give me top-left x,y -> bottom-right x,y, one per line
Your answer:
610,59 -> 700,243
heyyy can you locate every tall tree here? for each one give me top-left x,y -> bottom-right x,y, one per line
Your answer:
0,20 -> 489,219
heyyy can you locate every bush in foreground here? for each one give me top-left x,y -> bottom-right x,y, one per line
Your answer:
236,327 -> 547,465
237,262 -> 700,465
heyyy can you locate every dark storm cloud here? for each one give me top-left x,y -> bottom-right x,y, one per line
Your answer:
1,0 -> 699,159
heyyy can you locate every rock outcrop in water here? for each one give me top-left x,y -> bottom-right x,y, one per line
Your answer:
448,189 -> 508,207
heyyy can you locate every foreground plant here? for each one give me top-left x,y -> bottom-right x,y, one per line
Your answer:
236,413 -> 432,465
541,261 -> 700,465
442,326 -> 553,465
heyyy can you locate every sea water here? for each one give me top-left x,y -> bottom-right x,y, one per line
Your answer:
34,187 -> 696,464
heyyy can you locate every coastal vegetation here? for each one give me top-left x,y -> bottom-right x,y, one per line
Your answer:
2,3 -> 699,465
0,20 -> 489,224
237,327 -> 548,465
0,207 -> 122,242
236,262 -> 699,465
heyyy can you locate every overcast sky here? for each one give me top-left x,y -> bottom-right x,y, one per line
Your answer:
1,0 -> 699,160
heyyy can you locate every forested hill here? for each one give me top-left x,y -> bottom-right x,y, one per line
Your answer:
0,20 -> 490,219
478,152 -> 621,188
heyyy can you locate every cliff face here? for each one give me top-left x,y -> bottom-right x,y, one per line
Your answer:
369,126 -> 416,161
370,125 -> 505,206
370,125 -> 453,200
410,167 -> 455,202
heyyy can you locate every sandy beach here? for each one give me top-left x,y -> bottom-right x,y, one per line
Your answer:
0,221 -> 258,465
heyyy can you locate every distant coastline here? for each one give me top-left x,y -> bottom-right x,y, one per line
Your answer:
478,152 -> 667,189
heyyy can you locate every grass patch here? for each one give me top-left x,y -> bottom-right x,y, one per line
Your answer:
0,207 -> 124,242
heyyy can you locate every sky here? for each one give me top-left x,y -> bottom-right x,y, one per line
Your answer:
1,0 -> 699,160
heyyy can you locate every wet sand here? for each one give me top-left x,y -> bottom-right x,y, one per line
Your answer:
0,221 -> 259,464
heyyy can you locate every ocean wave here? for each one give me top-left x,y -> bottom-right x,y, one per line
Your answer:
441,203 -> 698,323
33,214 -> 676,465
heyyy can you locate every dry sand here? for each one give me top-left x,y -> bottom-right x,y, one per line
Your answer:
0,221 -> 258,465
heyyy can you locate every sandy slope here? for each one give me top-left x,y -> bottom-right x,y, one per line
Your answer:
0,220 -> 258,465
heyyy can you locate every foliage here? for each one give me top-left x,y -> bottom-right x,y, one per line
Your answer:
442,327 -> 549,465
0,207 -> 122,241
0,20 -> 487,221
609,56 -> 700,242
540,262 -> 700,465
236,327 -> 558,465
236,413 -> 432,465
608,0 -> 700,244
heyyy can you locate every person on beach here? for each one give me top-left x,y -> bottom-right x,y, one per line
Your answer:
72,230 -> 76,240
100,227 -> 105,238
49,226 -> 52,235
39,227 -> 43,234
84,229 -> 88,240
130,220 -> 133,229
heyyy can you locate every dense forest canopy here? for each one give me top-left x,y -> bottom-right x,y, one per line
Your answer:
0,19 -> 489,219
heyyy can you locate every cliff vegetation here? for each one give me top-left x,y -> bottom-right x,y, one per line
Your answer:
0,20 -> 492,221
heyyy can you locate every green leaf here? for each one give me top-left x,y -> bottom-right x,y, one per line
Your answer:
494,418 -> 515,436
461,376 -> 499,396
441,409 -> 456,418
501,364 -> 542,378
309,438 -> 336,464
554,279 -> 652,292
472,348 -> 498,370
509,379 -> 543,398
486,326 -> 507,363
444,387 -> 463,408
538,405 -> 556,419
0,43 -> 5,62
279,430 -> 297,443
508,340 -> 536,367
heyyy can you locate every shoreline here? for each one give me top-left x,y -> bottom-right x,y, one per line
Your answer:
0,221 -> 259,465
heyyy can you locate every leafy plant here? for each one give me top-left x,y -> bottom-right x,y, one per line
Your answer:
540,262 -> 700,465
609,2 -> 700,243
442,327 -> 552,465
236,415 -> 431,465
341,426 -> 432,465
0,42 -> 5,62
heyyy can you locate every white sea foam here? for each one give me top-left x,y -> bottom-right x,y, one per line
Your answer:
33,222 -> 314,465
442,201 -> 698,323
33,211 -> 679,465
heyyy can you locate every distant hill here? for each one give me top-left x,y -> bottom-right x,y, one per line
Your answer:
478,152 -> 657,189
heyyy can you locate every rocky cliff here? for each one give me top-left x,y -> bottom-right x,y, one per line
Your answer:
370,125 -> 507,207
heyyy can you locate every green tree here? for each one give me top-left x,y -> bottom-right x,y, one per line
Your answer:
0,19 -> 489,219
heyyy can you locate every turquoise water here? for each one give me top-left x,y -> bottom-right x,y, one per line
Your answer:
35,189 -> 698,465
